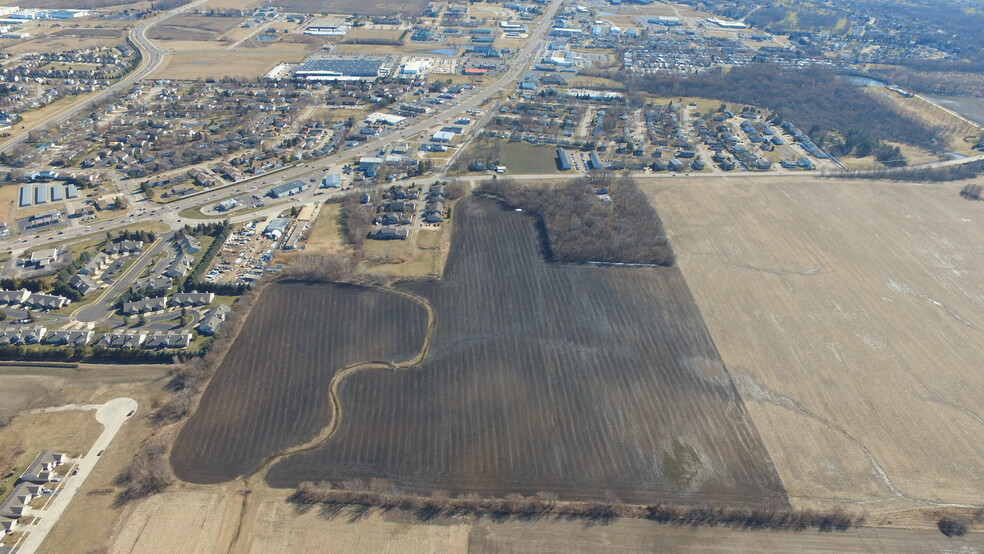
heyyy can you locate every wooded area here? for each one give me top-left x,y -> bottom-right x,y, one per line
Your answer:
477,176 -> 674,266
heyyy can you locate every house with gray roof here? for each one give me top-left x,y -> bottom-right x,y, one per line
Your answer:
131,275 -> 172,293
19,450 -> 64,483
25,293 -> 69,311
42,330 -> 93,347
143,332 -> 193,350
0,482 -> 43,520
177,235 -> 200,254
78,252 -> 110,276
98,332 -> 146,349
104,239 -> 144,255
69,274 -> 101,296
171,292 -> 214,307
0,326 -> 47,345
165,253 -> 194,278
198,304 -> 231,336
0,289 -> 31,305
122,296 -> 168,315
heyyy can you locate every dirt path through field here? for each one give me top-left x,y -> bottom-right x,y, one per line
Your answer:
224,285 -> 437,553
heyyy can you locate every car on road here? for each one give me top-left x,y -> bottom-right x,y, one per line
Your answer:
51,477 -> 61,482
97,449 -> 104,456
72,468 -> 79,475
127,410 -> 135,417
42,488 -> 53,494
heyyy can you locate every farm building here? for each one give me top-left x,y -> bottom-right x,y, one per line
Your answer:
171,292 -> 215,307
19,450 -> 64,483
294,58 -> 388,81
268,180 -> 310,198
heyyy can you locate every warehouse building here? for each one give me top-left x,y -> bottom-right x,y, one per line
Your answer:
294,58 -> 389,81
268,180 -> 310,198
557,147 -> 572,171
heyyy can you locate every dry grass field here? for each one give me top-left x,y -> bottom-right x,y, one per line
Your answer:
649,175 -> 984,513
0,363 -> 169,554
267,197 -> 786,506
147,14 -> 243,42
171,282 -> 428,483
106,482 -> 984,553
267,0 -> 430,16
110,490 -> 233,554
150,48 -> 312,80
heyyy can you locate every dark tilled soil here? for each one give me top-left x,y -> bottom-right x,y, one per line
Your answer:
170,282 -> 427,483
265,198 -> 788,507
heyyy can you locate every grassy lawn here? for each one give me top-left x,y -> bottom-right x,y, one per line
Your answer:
305,203 -> 344,251
499,142 -> 562,174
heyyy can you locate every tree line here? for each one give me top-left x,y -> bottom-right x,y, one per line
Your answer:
826,160 -> 984,183
290,480 -> 863,532
477,175 -> 675,266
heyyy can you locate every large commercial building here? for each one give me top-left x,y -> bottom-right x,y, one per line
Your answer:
294,58 -> 389,81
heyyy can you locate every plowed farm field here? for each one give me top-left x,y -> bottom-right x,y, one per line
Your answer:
264,197 -> 787,507
170,282 -> 427,483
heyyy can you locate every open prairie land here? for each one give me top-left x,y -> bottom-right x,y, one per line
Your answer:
170,282 -> 428,484
266,197 -> 786,507
651,175 -> 984,512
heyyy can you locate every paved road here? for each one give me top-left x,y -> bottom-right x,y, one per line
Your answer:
15,397 -> 138,554
72,235 -> 172,323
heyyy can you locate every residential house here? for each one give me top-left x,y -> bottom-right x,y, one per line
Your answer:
69,274 -> 101,296
143,333 -> 192,349
19,450 -> 64,483
122,296 -> 168,315
24,293 -> 69,311
42,330 -> 93,347
0,289 -> 31,305
198,304 -> 231,336
104,239 -> 144,255
97,332 -> 146,349
171,292 -> 214,307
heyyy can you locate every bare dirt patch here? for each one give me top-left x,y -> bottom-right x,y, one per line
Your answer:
650,175 -> 984,512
